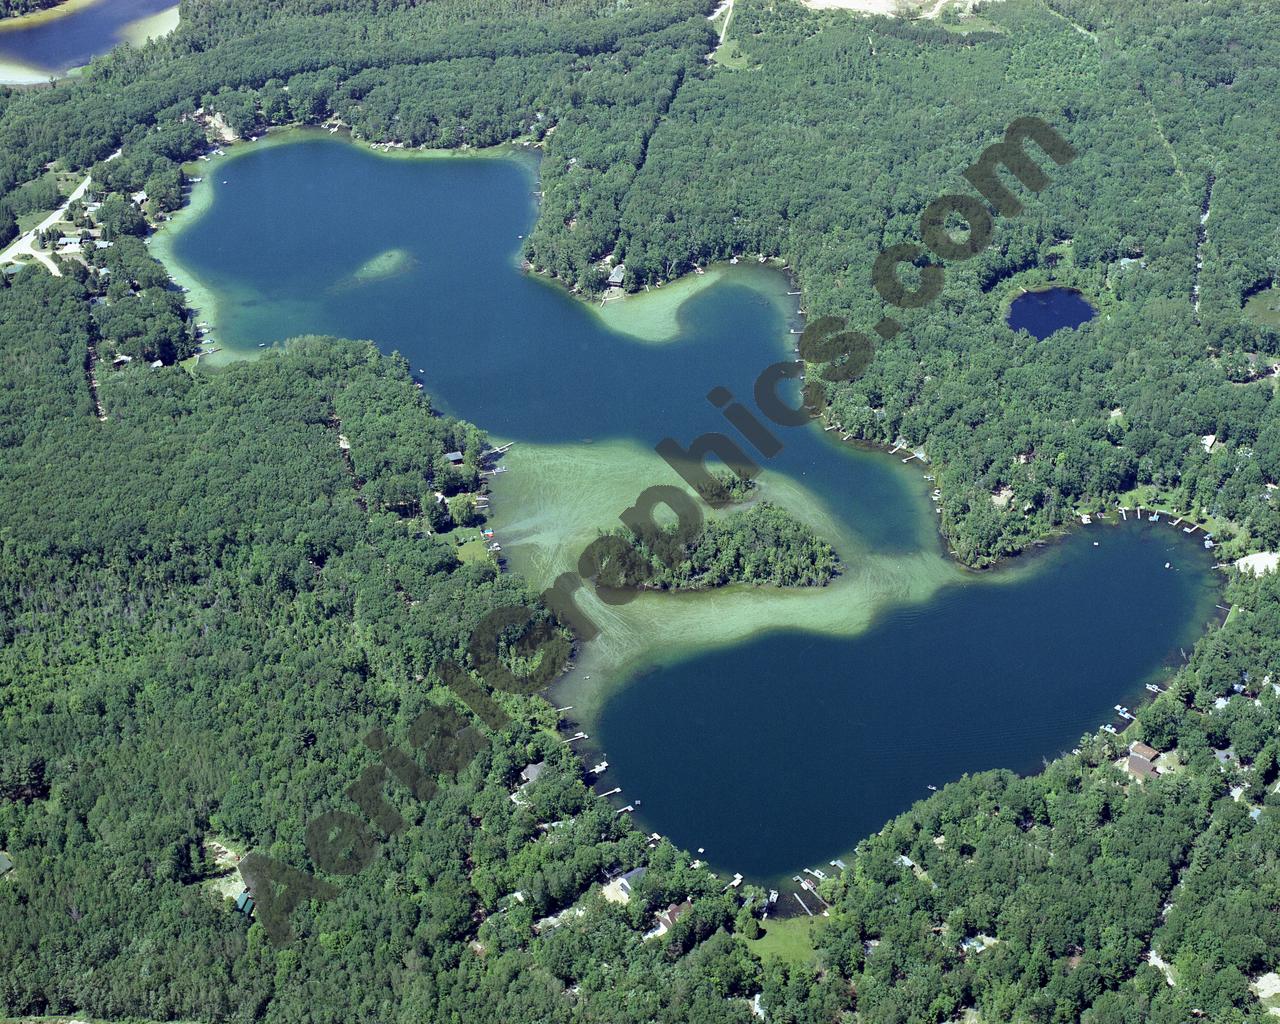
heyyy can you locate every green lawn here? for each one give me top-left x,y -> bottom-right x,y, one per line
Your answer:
746,915 -> 820,965
455,537 -> 493,565
710,39 -> 749,69
1244,287 -> 1280,328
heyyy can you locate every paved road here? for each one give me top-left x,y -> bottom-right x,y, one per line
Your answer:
0,149 -> 120,276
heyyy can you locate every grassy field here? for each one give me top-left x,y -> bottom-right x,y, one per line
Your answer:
455,537 -> 493,565
710,39 -> 749,69
746,914 -> 821,965
16,209 -> 52,233
1244,287 -> 1280,328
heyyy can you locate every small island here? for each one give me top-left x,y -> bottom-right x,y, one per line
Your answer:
334,246 -> 416,289
594,500 -> 840,592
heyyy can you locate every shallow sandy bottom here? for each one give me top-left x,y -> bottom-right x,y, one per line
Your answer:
0,56 -> 53,83
488,437 -> 968,719
121,4 -> 179,46
0,0 -> 99,33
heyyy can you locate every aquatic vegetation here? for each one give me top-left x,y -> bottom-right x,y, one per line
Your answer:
335,246 -> 416,289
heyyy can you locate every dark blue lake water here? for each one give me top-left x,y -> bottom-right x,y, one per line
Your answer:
163,135 -> 1220,883
1007,286 -> 1096,340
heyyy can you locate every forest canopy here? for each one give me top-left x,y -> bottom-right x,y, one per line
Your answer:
1,0 -> 1280,1021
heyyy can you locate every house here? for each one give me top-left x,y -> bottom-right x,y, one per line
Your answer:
111,354 -> 134,368
0,851 -> 12,877
607,263 -> 626,287
444,450 -> 465,466
658,900 -> 692,929
1126,741 -> 1161,780
602,865 -> 646,904
618,866 -> 646,899
510,761 -> 545,805
646,899 -> 692,938
233,890 -> 254,917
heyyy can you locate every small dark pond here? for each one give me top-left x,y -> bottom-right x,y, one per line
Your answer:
1008,287 -> 1096,340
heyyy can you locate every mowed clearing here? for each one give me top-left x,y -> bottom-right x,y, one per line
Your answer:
801,0 -> 995,16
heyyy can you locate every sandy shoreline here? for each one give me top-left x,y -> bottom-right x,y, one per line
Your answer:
0,0 -> 178,84
121,3 -> 179,47
0,0 -> 99,35
0,55 -> 51,82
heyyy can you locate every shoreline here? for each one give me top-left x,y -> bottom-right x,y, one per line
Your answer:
153,126 -> 1240,577
0,0 -> 97,35
120,3 -> 179,47
139,123 -> 1231,909
553,511 -> 1224,901
0,53 -> 52,82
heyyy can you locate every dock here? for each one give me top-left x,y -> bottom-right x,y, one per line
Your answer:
792,892 -> 814,917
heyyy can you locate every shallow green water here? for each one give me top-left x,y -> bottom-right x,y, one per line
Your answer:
157,132 -> 1222,883
0,0 -> 175,80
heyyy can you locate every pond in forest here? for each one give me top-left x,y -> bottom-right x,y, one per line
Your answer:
1007,286 -> 1097,340
155,132 -> 1220,887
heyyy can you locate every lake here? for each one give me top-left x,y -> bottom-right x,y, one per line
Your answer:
0,0 -> 177,82
156,132 -> 1220,886
1007,286 -> 1097,340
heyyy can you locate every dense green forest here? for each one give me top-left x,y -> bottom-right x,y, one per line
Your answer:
2,0 -> 1280,1021
814,569 -> 1280,1024
603,501 -> 841,591
1,0 -> 1272,565
615,0 -> 1280,565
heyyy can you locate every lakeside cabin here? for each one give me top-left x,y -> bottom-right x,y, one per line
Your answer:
511,761 -> 545,805
607,264 -> 626,288
1126,740 -> 1161,781
444,450 -> 465,466
646,899 -> 693,939
618,866 -> 646,899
